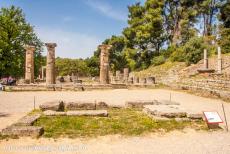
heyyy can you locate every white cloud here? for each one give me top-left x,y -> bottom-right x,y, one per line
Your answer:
85,0 -> 127,22
35,27 -> 102,58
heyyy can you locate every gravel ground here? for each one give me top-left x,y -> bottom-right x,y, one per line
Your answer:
0,89 -> 230,153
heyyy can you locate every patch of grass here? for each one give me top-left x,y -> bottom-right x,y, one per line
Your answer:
27,109 -> 43,115
0,134 -> 19,140
34,109 -> 207,138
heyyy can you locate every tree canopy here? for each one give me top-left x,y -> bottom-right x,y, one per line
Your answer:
0,6 -> 43,78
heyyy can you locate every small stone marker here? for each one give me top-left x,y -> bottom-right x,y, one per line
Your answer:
203,111 -> 223,129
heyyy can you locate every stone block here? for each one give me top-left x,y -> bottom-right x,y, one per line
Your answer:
125,100 -> 160,108
187,112 -> 204,120
66,101 -> 96,110
144,105 -> 187,118
39,100 -> 64,111
66,110 -> 108,117
15,114 -> 41,126
96,101 -> 109,109
1,126 -> 44,137
43,110 -> 66,116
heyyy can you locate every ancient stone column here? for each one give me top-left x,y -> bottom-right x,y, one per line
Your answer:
217,47 -> 222,74
133,76 -> 139,84
99,45 -> 112,84
45,43 -> 57,85
204,49 -> 208,69
41,66 -> 46,80
25,45 -> 35,83
123,68 -> 129,82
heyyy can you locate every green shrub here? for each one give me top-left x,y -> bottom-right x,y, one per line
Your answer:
170,37 -> 206,65
151,55 -> 166,66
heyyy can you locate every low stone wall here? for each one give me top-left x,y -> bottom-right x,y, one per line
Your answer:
4,83 -> 156,92
166,79 -> 230,102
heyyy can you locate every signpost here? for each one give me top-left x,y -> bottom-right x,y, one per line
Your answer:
203,111 -> 223,129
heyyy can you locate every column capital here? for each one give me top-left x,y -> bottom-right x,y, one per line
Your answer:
99,44 -> 112,51
24,45 -> 36,51
45,43 -> 57,48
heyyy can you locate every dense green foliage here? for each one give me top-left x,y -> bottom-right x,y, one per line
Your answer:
219,1 -> 230,53
1,0 -> 230,78
0,6 -> 43,78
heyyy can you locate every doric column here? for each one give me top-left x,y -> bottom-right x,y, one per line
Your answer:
45,43 -> 57,85
123,68 -> 129,82
25,45 -> 35,83
99,44 -> 112,84
217,47 -> 222,74
204,49 -> 208,69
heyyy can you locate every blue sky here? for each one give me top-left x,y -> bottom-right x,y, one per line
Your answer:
1,0 -> 144,58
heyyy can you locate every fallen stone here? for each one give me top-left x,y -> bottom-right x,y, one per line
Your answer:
43,110 -> 66,116
39,100 -> 64,111
144,105 -> 187,118
125,100 -> 160,108
159,100 -> 180,105
1,126 -> 44,137
66,101 -> 96,110
187,112 -> 204,120
66,110 -> 108,117
15,114 -> 41,126
96,101 -> 109,109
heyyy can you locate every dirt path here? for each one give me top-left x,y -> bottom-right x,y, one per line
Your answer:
0,129 -> 230,154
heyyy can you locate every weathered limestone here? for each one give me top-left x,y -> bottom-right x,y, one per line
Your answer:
217,47 -> 222,74
96,101 -> 109,109
15,114 -> 41,126
197,49 -> 215,73
25,45 -> 35,83
99,45 -> 112,84
1,126 -> 44,137
39,100 -> 64,111
41,66 -> 46,80
146,77 -> 155,84
45,43 -> 57,85
65,101 -> 96,110
43,110 -> 66,116
204,49 -> 208,69
144,105 -> 187,118
123,68 -> 129,82
115,70 -> 122,83
67,110 -> 108,117
187,112 -> 204,120
133,76 -> 139,84
125,100 -> 160,108
139,78 -> 146,84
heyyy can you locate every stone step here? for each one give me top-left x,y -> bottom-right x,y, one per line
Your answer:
39,100 -> 64,111
125,100 -> 160,108
1,126 -> 44,137
65,101 -> 96,110
15,114 -> 41,126
125,100 -> 180,108
43,110 -> 66,116
43,110 -> 108,117
66,110 -> 108,117
144,105 -> 187,118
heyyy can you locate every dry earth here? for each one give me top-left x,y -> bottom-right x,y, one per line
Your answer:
0,89 -> 230,154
